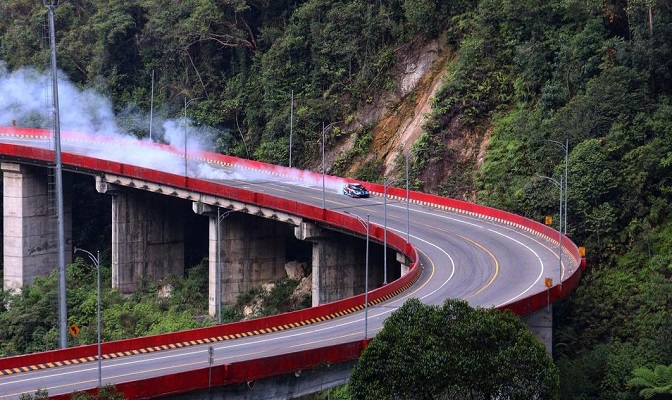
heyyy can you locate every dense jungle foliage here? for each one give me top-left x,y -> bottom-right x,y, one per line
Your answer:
2,0 -> 672,399
0,255 -> 306,355
19,384 -> 126,400
349,298 -> 559,399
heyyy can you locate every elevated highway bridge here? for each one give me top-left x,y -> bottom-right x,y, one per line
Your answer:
0,126 -> 584,399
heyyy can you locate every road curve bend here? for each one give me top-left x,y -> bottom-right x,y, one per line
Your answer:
0,127 -> 584,399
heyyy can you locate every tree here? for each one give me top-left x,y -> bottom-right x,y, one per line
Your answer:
70,384 -> 126,400
18,388 -> 48,400
628,364 -> 672,399
349,298 -> 559,400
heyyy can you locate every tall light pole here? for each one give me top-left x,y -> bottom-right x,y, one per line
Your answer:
320,121 -> 341,209
404,149 -> 421,244
149,70 -> 155,141
289,90 -> 294,168
382,176 -> 403,284
537,175 -> 564,285
216,209 -> 232,324
406,153 -> 411,244
322,122 -> 325,209
544,139 -> 569,234
44,0 -> 68,349
364,214 -> 370,339
216,208 -> 221,324
74,248 -> 102,387
274,89 -> 294,168
346,212 -> 370,339
383,178 -> 389,285
184,97 -> 200,177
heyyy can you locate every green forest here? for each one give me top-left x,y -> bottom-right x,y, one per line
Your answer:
1,0 -> 672,399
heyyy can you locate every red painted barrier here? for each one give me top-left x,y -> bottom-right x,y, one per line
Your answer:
0,140 -> 420,373
48,340 -> 371,400
0,126 -> 583,399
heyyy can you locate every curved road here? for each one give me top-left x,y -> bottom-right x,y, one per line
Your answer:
0,131 -> 575,398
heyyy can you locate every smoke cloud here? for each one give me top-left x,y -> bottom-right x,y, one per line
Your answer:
0,61 -> 241,179
0,61 -> 350,193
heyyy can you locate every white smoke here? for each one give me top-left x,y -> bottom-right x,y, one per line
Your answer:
0,62 -> 122,136
0,61 -> 244,180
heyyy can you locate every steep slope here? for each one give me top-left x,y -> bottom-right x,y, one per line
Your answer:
331,36 -> 452,179
330,33 -> 487,201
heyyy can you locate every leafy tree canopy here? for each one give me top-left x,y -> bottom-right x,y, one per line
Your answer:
349,298 -> 559,400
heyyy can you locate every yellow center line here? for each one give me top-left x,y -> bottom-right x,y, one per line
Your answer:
457,234 -> 499,300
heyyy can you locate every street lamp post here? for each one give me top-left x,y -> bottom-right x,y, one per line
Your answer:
382,175 -> 404,284
289,90 -> 294,168
74,247 -> 102,387
346,212 -> 370,339
184,97 -> 200,177
364,214 -> 369,338
322,122 -> 325,209
383,178 -> 390,285
544,139 -> 569,234
320,121 -> 341,209
274,89 -> 295,168
537,175 -> 564,285
149,70 -> 154,141
216,208 -> 221,324
216,208 -> 233,324
404,149 -> 421,244
44,0 -> 68,350
406,153 -> 410,244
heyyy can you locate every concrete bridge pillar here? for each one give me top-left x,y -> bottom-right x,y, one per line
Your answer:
96,179 -> 185,293
194,203 -> 288,312
396,252 -> 411,276
523,305 -> 553,355
2,163 -> 72,291
295,222 -> 368,306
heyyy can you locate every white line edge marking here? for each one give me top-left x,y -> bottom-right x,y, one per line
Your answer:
0,231 -> 455,394
486,229 -> 545,307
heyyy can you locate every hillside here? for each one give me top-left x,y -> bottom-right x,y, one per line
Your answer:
332,36 -> 449,178
2,1 -> 672,399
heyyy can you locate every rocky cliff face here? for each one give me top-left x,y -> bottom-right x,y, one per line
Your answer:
331,35 -> 487,200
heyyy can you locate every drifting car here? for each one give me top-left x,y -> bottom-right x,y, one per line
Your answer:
342,183 -> 370,198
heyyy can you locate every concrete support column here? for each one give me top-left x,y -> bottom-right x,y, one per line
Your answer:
2,163 -> 72,291
195,203 -> 288,312
396,252 -> 411,276
219,213 -> 287,306
296,222 -> 366,306
97,179 -> 185,293
311,237 -> 360,306
194,203 -> 225,316
523,305 -> 553,355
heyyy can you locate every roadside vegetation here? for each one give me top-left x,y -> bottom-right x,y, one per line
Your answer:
427,2 -> 672,399
19,384 -> 126,400
1,0 -> 672,399
349,298 -> 558,399
0,259 -> 211,356
0,257 -> 306,357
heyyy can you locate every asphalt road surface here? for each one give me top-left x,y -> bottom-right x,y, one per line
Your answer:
0,133 -> 571,398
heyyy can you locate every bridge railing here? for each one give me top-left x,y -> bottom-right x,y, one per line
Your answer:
0,127 -> 584,399
0,137 -> 420,372
47,340 -> 371,400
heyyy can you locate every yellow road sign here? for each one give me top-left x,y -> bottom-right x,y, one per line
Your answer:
68,323 -> 81,337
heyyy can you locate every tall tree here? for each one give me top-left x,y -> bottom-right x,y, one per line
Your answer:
349,298 -> 559,400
